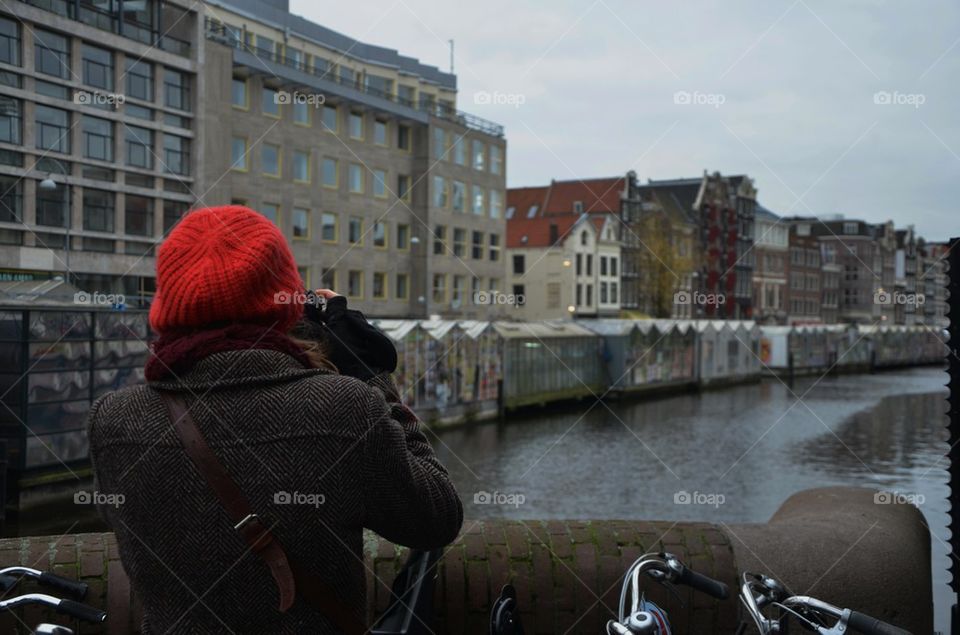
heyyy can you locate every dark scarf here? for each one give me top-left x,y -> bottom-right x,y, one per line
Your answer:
145,323 -> 313,382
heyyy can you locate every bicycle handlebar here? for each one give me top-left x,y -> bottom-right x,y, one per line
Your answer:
846,610 -> 911,635
675,563 -> 729,599
56,599 -> 107,623
0,567 -> 88,600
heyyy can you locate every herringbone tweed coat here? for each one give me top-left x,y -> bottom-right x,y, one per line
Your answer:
88,349 -> 464,634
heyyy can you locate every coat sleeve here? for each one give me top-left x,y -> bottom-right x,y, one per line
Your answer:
85,392 -> 116,529
358,373 -> 463,549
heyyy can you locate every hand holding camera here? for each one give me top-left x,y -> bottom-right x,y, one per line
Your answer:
301,288 -> 397,381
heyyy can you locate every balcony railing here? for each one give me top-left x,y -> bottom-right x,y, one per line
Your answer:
205,20 -> 504,138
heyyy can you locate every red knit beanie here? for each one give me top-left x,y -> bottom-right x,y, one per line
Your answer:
149,205 -> 304,335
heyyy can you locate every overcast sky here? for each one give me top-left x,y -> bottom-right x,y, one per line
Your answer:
292,0 -> 960,240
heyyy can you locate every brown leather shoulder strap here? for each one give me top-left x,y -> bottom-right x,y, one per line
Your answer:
158,391 -> 364,635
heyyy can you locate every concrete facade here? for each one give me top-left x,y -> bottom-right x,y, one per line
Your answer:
0,0 -> 198,302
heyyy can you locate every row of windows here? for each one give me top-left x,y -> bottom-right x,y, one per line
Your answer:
432,127 -> 503,174
789,299 -> 822,315
511,253 -> 620,277
789,272 -> 821,291
431,176 -> 503,217
431,275 -> 503,305
432,226 -> 501,261
309,268 -> 410,302
0,176 -> 188,240
0,17 -> 191,111
1,98 -> 191,175
230,78 -> 503,175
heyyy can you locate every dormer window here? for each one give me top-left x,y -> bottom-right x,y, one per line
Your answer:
573,200 -> 584,214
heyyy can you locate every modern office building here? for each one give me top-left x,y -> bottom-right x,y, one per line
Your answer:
0,0 -> 198,302
200,0 -> 507,319
0,0 -> 507,319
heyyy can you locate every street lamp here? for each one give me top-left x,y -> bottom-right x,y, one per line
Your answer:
37,158 -> 70,284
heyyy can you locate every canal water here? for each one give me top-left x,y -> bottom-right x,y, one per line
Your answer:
433,366 -> 952,633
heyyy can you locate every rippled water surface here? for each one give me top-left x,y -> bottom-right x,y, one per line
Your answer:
435,366 -> 952,632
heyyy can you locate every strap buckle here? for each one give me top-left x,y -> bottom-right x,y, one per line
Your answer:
234,513 -> 260,531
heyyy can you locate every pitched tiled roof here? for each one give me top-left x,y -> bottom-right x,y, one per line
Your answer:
506,214 -> 583,248
506,186 -> 549,219
542,177 -> 625,215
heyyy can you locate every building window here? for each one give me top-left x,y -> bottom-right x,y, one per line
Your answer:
321,267 -> 336,289
81,44 -> 113,91
489,233 -> 500,261
125,195 -> 153,236
374,120 -> 387,146
373,221 -> 387,248
349,163 -> 364,193
262,143 -> 281,177
0,176 -> 21,223
347,270 -> 363,298
512,284 -> 525,300
231,77 -> 247,109
36,105 -> 70,153
513,254 -> 525,275
82,189 -> 114,232
125,125 -> 153,168
472,231 -> 483,259
586,284 -> 593,306
586,254 -> 593,276
600,282 -> 608,303
260,202 -> 279,225
398,174 -> 411,202
231,136 -> 247,170
432,274 -> 446,303
349,112 -> 364,139
164,68 -> 190,111
547,282 -> 560,308
452,275 -> 466,304
0,17 -> 19,67
396,223 -> 409,249
321,212 -> 338,242
600,256 -> 608,276
610,258 -> 617,276
292,100 -> 310,126
292,207 -> 309,239
453,136 -> 466,165
34,29 -> 70,79
396,273 -> 409,300
322,158 -> 338,188
163,200 -> 188,232
611,282 -> 618,303
0,96 -> 20,144
433,225 -> 446,255
126,59 -> 153,101
433,175 -> 448,208
82,116 -> 112,161
472,185 -> 485,215
262,86 -> 280,117
36,185 -> 70,227
452,181 -> 465,213
398,84 -> 416,106
322,105 -> 338,132
163,135 -> 190,175
453,228 -> 466,257
398,124 -> 411,151
373,169 -> 387,198
293,150 -> 310,183
490,145 -> 503,175
348,217 -> 363,244
576,254 -> 582,275
372,272 -> 387,299
433,127 -> 446,158
490,190 -> 503,218
472,139 -> 486,170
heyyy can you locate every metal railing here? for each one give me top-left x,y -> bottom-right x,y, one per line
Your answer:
205,20 -> 504,138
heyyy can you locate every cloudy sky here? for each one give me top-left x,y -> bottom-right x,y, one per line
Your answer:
292,0 -> 959,240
